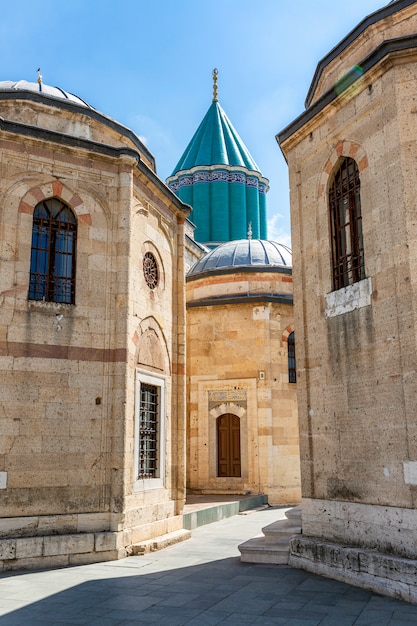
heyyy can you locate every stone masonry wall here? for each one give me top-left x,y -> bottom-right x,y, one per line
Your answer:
0,94 -> 188,568
186,270 -> 300,505
280,31 -> 417,552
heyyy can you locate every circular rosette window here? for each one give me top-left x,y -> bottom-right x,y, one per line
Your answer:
143,251 -> 159,290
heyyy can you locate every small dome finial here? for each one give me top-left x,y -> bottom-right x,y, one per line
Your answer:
247,221 -> 253,240
37,68 -> 42,92
212,68 -> 218,102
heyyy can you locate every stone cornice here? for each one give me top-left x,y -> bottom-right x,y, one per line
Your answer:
0,88 -> 156,169
186,293 -> 293,308
277,34 -> 417,152
0,116 -> 191,218
305,0 -> 416,108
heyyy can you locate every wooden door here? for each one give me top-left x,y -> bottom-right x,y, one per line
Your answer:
217,413 -> 241,477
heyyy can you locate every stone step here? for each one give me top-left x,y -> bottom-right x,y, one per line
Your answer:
238,536 -> 290,564
130,529 -> 191,556
262,520 -> 302,544
238,505 -> 302,565
285,505 -> 302,521
263,517 -> 301,530
183,494 -> 268,530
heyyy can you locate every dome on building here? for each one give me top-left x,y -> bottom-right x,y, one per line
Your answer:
170,100 -> 260,173
0,80 -> 95,109
188,239 -> 292,276
0,78 -> 158,171
167,70 -> 269,248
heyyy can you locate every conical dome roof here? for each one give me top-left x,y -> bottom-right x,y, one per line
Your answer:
171,100 -> 260,174
167,71 -> 269,248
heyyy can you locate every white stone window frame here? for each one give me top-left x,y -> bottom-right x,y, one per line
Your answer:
325,276 -> 372,318
318,142 -> 372,319
133,370 -> 166,491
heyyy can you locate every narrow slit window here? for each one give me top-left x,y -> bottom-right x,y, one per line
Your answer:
288,331 -> 296,384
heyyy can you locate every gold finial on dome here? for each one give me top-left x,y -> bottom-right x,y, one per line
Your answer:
212,68 -> 218,102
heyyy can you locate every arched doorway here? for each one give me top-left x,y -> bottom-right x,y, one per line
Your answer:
217,413 -> 241,477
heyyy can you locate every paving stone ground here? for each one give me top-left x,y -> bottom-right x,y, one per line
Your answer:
1,507 -> 417,625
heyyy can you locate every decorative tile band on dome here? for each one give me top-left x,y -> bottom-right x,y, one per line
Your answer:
187,239 -> 292,277
167,168 -> 269,194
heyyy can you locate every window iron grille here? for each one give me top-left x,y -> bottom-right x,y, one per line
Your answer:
329,158 -> 365,291
138,383 -> 158,479
28,198 -> 77,304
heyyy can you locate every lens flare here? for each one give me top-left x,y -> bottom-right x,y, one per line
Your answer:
335,65 -> 364,96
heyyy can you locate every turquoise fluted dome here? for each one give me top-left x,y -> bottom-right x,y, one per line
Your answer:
171,101 -> 260,173
167,84 -> 269,249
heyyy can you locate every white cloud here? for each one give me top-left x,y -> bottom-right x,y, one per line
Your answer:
267,213 -> 292,248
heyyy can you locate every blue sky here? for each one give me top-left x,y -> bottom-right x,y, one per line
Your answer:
1,0 -> 386,245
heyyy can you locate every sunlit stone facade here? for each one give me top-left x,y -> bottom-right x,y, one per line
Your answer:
0,82 -> 189,570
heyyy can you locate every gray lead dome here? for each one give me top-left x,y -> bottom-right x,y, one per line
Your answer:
188,239 -> 292,276
0,80 -> 94,109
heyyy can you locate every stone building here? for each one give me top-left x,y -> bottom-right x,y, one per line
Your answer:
0,70 -> 301,571
169,76 -> 300,506
0,79 -> 190,570
278,0 -> 417,602
186,239 -> 300,505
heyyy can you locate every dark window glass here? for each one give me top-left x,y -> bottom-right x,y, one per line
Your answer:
288,331 -> 296,384
29,198 -> 77,304
138,383 -> 159,479
329,158 -> 365,290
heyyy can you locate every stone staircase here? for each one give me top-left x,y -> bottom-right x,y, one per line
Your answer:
183,494 -> 268,530
130,528 -> 191,556
238,505 -> 302,564
130,494 -> 268,556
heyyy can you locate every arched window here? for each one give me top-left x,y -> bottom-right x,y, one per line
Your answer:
329,157 -> 365,290
28,198 -> 77,304
288,331 -> 296,384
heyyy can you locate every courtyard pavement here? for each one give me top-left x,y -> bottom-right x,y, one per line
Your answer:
1,506 -> 417,625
